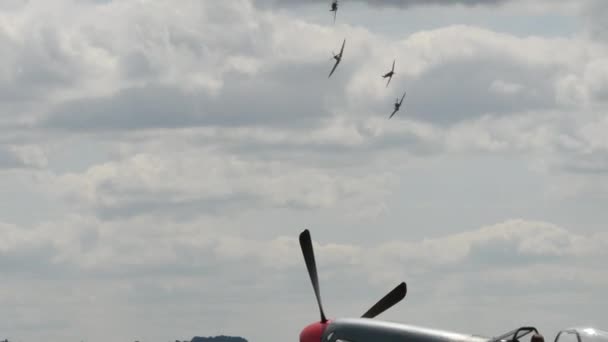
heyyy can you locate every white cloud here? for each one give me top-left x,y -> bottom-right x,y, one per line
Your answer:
34,144 -> 397,221
254,0 -> 512,9
1,216 -> 607,341
0,144 -> 46,169
2,215 -> 606,290
490,79 -> 524,95
2,0 -> 608,341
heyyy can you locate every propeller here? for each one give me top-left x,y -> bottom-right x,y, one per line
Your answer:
299,229 -> 328,323
299,229 -> 407,324
361,282 -> 407,318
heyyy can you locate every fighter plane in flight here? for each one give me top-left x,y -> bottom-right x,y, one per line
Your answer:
382,59 -> 396,87
330,0 -> 338,23
328,39 -> 346,78
389,90 -> 406,119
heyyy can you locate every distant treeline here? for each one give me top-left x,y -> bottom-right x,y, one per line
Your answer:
2,335 -> 247,342
190,336 -> 248,342
168,336 -> 247,342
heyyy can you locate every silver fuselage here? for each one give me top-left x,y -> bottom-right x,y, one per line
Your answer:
323,318 -> 490,342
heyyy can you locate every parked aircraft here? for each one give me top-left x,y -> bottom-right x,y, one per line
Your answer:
297,229 -> 606,342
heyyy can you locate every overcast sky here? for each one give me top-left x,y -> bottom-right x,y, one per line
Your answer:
1,0 -> 608,341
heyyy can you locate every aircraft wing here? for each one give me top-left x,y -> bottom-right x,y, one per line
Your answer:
328,60 -> 340,78
392,59 -> 395,72
386,75 -> 392,88
339,39 -> 346,56
389,108 -> 398,119
399,91 -> 407,104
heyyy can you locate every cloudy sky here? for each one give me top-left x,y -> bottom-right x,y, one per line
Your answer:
1,0 -> 608,341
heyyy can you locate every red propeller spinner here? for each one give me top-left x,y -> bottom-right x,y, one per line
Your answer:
298,229 -> 407,342
300,321 -> 331,342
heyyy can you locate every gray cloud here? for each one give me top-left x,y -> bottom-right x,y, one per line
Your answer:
0,21 -> 86,103
0,146 -> 45,169
556,151 -> 608,175
393,57 -> 558,125
3,1 -> 608,341
253,0 -> 511,9
0,0 -> 28,11
359,0 -> 510,6
39,21 -> 574,136
0,148 -> 27,169
95,192 -> 263,221
43,62 -> 332,131
43,85 -> 205,131
37,145 -> 397,222
1,217 -> 606,285
583,0 -> 608,43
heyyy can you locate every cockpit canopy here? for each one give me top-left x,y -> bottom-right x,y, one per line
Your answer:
555,328 -> 608,342
490,326 -> 540,342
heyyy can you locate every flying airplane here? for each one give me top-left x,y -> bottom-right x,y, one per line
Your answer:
330,0 -> 338,23
389,90 -> 406,119
328,39 -> 346,78
298,229 -> 605,342
382,59 -> 396,87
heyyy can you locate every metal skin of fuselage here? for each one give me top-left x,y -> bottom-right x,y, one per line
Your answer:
321,318 -> 490,342
300,318 -> 492,342
321,318 -> 489,342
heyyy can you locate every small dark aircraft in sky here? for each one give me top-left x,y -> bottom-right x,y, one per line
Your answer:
330,0 -> 338,23
328,39 -> 346,78
297,229 -> 607,342
382,59 -> 396,87
389,90 -> 406,119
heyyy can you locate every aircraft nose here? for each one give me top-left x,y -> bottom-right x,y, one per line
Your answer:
300,321 -> 331,342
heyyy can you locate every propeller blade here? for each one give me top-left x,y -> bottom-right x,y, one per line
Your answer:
361,282 -> 407,319
299,229 -> 328,323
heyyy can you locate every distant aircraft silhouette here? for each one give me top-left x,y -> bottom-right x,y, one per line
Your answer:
389,91 -> 406,119
330,0 -> 338,23
328,39 -> 346,78
382,59 -> 395,87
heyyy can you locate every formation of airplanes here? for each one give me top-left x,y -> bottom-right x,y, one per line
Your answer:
297,229 -> 607,342
308,2 -> 606,342
326,1 -> 405,119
